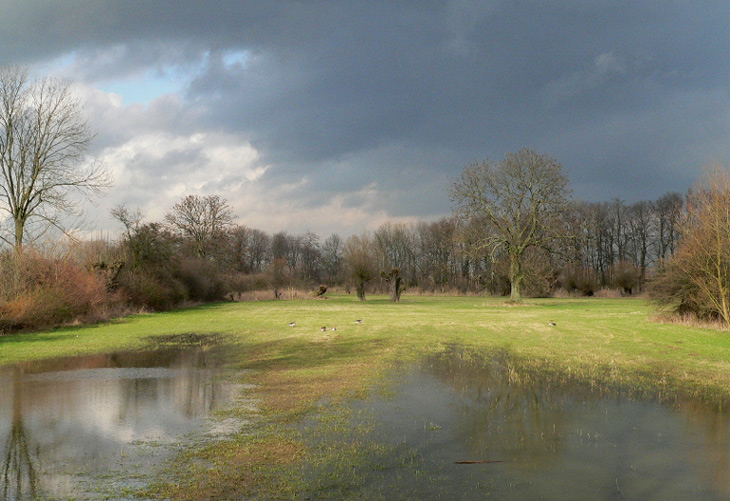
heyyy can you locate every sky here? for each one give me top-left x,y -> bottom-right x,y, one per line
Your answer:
3,1 -> 730,238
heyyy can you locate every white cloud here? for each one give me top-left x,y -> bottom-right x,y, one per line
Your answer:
233,182 -> 419,237
93,131 -> 263,222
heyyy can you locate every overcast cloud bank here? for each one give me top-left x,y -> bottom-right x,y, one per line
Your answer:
3,1 -> 729,237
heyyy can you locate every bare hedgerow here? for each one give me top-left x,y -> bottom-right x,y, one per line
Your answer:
649,165 -> 730,326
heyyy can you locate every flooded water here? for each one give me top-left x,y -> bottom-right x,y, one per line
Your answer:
303,347 -> 730,500
5,339 -> 730,500
0,334 -> 245,500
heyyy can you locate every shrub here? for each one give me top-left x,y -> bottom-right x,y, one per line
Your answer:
228,272 -> 270,299
0,251 -> 111,331
175,258 -> 229,302
560,265 -> 598,296
116,267 -> 187,311
649,167 -> 730,325
611,261 -> 641,295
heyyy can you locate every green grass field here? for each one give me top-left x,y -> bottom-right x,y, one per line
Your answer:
3,294 -> 730,498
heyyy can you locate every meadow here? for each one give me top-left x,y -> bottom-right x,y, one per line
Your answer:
3,294 -> 730,498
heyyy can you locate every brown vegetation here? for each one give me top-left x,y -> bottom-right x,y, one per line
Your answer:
0,250 -> 114,331
650,167 -> 730,325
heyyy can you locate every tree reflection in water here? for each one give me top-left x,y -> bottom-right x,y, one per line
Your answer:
0,335 -> 232,499
424,346 -> 574,467
2,369 -> 37,500
322,345 -> 730,499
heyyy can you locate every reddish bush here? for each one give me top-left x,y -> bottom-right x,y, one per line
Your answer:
0,251 -> 112,331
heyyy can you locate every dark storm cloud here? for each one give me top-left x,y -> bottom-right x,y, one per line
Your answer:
179,1 -> 730,204
3,1 -> 730,229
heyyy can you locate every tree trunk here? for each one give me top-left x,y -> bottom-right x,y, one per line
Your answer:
356,281 -> 366,300
381,268 -> 402,302
390,274 -> 402,302
509,252 -> 523,302
14,217 -> 24,253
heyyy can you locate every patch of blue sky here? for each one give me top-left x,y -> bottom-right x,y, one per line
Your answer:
99,70 -> 183,105
102,50 -> 250,105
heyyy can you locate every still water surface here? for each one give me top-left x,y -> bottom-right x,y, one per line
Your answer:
0,336 -> 241,499
304,348 -> 730,500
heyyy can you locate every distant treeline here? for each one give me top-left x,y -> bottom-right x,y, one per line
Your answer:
108,193 -> 690,297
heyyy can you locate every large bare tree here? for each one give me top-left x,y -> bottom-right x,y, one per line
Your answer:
451,148 -> 571,301
0,66 -> 109,252
164,194 -> 234,257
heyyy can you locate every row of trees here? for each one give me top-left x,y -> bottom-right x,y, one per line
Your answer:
106,188 -> 688,305
560,194 -> 683,294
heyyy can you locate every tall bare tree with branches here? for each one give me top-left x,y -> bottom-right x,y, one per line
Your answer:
451,148 -> 571,302
0,66 -> 109,252
164,194 -> 235,257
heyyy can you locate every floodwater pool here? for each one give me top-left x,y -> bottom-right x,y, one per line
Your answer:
0,334 -> 246,499
3,339 -> 730,500
300,347 -> 730,500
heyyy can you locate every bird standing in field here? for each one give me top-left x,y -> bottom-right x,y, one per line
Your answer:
355,319 -> 363,324
288,321 -> 296,327
548,322 -> 556,327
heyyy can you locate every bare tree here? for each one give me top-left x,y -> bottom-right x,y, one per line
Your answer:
246,228 -> 271,273
343,234 -> 376,300
299,231 -> 322,282
320,233 -> 343,283
0,66 -> 109,252
654,192 -> 684,262
416,218 -> 457,290
451,148 -> 571,301
381,267 -> 403,302
374,222 -> 417,286
227,225 -> 251,272
164,194 -> 234,257
626,200 -> 654,287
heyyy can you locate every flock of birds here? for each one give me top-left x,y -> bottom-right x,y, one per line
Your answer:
288,319 -> 363,331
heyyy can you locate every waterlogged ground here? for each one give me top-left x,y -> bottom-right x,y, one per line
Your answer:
297,347 -> 730,500
0,334 -> 251,500
4,331 -> 730,500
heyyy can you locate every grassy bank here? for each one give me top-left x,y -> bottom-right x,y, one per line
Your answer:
3,295 -> 730,498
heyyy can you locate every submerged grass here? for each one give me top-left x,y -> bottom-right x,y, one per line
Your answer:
3,294 -> 730,498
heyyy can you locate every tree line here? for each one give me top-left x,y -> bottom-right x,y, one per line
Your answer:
0,182 -> 690,332
105,187 -> 686,305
